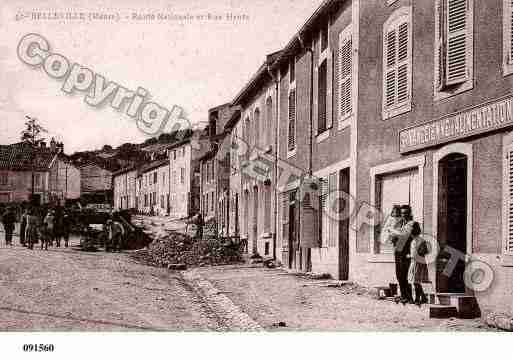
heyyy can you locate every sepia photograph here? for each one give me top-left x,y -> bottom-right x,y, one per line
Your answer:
0,0 -> 512,357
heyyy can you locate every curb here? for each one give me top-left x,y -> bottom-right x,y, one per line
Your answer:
181,269 -> 263,331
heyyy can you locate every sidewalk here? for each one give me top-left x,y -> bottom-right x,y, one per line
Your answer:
192,265 -> 494,331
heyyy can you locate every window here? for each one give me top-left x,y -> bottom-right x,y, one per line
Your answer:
0,193 -> 9,203
173,151 -> 176,160
180,167 -> 185,184
0,173 -> 8,185
162,172 -> 165,185
288,90 -> 296,153
264,186 -> 272,233
383,6 -> 412,119
254,108 -> 260,148
375,168 -> 422,254
434,0 -> 473,99
339,26 -> 353,125
154,172 -> 157,184
318,59 -> 328,134
503,135 -> 513,256
504,0 -> 513,76
321,22 -> 329,53
266,97 -> 273,147
211,191 -> 215,212
290,57 -> 296,83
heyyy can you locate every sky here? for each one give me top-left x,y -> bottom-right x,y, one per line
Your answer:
0,0 -> 324,153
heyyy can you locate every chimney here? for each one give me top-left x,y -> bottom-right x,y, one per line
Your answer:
50,137 -> 57,151
58,142 -> 64,153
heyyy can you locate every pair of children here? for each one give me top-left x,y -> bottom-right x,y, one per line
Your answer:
381,205 -> 428,306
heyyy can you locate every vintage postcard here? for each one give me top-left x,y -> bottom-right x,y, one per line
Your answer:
0,0 -> 511,357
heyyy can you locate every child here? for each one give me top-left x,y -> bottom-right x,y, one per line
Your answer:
407,221 -> 429,306
380,205 -> 402,248
40,222 -> 51,251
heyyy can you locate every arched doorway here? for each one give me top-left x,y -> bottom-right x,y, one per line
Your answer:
433,143 -> 473,294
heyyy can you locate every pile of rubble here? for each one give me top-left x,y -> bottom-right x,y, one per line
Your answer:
132,230 -> 244,269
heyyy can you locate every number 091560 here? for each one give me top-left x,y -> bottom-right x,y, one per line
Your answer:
22,344 -> 55,352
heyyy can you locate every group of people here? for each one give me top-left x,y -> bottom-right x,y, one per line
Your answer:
1,205 -> 72,250
382,204 -> 429,306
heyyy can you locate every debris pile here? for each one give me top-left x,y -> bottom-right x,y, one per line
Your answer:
131,230 -> 244,269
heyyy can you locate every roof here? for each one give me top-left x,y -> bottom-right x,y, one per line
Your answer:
0,144 -> 58,171
231,50 -> 282,107
224,106 -> 242,131
141,142 -> 175,153
112,164 -> 138,177
270,0 -> 340,70
198,147 -> 218,163
138,159 -> 169,175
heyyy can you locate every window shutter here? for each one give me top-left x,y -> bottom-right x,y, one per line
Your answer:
445,0 -> 468,85
328,172 -> 338,247
318,60 -> 328,133
397,22 -> 409,103
506,146 -> 513,254
288,90 -> 296,151
319,178 -> 329,247
436,0 -> 447,90
266,97 -> 273,147
384,29 -> 397,108
339,30 -> 352,121
254,109 -> 260,149
510,0 -> 513,63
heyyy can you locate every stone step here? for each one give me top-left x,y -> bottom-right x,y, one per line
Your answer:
429,305 -> 458,319
436,293 -> 481,319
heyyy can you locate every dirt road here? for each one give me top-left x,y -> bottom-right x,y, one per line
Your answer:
0,240 -> 226,331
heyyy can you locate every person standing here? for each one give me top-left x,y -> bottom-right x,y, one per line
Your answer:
53,208 -> 64,248
20,208 -> 28,246
408,221 -> 429,306
44,210 -> 56,247
25,208 -> 39,250
62,210 -> 72,248
389,205 -> 417,304
2,206 -> 16,246
107,216 -> 125,252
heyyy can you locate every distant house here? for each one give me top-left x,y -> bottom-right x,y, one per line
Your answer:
0,140 -> 80,205
79,162 -> 113,204
112,165 -> 137,211
136,159 -> 169,216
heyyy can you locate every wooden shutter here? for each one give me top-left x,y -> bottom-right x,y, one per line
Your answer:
266,97 -> 273,147
397,22 -> 409,103
384,18 -> 410,110
384,29 -> 397,108
318,60 -> 328,133
328,172 -> 338,248
436,0 -> 447,90
339,29 -> 352,121
254,109 -> 260,149
506,145 -> 513,254
288,90 -> 296,151
445,0 -> 469,85
509,0 -> 513,64
319,178 -> 329,247
281,192 -> 289,248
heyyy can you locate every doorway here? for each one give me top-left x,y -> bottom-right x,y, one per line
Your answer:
252,187 -> 259,255
338,168 -> 350,280
288,191 -> 297,269
436,152 -> 470,294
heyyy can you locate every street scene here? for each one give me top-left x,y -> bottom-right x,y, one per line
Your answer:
2,0 -> 513,343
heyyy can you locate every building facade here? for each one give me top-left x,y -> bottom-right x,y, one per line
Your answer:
136,159 -> 169,216
232,53 -> 281,258
352,0 -> 513,315
113,166 -> 137,211
0,142 -> 80,205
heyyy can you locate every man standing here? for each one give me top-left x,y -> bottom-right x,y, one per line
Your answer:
2,206 -> 16,246
44,209 -> 56,247
389,205 -> 416,304
107,215 -> 125,252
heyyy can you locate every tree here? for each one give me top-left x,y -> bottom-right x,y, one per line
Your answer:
21,116 -> 48,199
